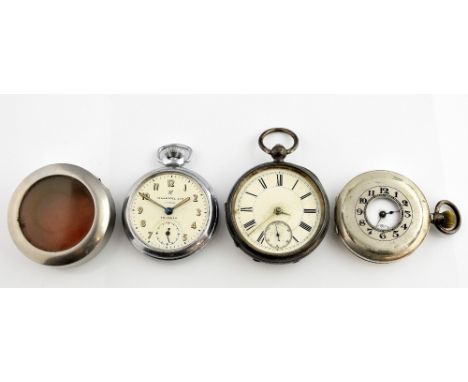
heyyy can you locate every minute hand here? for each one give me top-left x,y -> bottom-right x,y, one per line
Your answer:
248,213 -> 276,237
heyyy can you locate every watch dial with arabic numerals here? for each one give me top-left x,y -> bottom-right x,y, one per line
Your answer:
355,186 -> 413,241
231,167 -> 326,257
128,172 -> 210,252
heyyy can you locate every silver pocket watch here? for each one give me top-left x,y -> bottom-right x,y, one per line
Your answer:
335,170 -> 461,263
225,128 -> 330,264
122,144 -> 219,260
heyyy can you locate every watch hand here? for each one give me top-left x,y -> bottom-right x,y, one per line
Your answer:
139,192 -> 166,210
276,224 -> 280,242
172,197 -> 191,210
248,212 -> 276,236
248,207 -> 290,236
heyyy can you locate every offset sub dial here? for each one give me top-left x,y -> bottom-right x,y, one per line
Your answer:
232,167 -> 324,256
264,221 -> 292,250
128,171 -> 210,252
155,221 -> 181,246
355,186 -> 413,241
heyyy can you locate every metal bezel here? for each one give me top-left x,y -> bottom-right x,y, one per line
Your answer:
122,167 -> 219,261
225,161 -> 330,264
335,170 -> 431,263
8,163 -> 116,266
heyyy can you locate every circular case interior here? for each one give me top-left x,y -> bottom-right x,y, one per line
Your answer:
8,163 -> 116,266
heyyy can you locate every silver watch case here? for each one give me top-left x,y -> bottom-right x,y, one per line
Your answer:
122,166 -> 218,261
8,163 -> 116,266
225,161 -> 330,264
335,170 -> 432,263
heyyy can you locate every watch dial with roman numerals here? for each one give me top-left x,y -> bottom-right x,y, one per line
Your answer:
128,172 -> 210,252
230,166 -> 326,257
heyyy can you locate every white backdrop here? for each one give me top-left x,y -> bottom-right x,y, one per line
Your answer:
0,95 -> 466,287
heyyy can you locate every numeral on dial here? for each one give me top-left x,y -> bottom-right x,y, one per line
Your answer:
304,209 -> 317,213
244,220 -> 256,231
299,221 -> 312,232
258,178 -> 268,189
277,174 -> 283,187
300,192 -> 312,200
257,231 -> 265,244
240,207 -> 253,212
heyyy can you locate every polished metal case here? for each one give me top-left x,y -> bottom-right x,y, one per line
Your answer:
335,170 -> 461,263
122,145 -> 219,261
226,161 -> 330,264
225,128 -> 330,264
8,163 -> 116,266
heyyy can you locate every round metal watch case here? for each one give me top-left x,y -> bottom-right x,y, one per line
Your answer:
225,162 -> 330,264
8,163 -> 116,266
122,167 -> 219,261
335,170 -> 431,263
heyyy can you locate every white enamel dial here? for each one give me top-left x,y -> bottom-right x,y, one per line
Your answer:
232,168 -> 324,256
355,185 -> 413,241
128,172 -> 210,252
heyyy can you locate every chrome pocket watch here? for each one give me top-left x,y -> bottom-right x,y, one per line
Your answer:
335,170 -> 461,263
122,144 -> 219,260
225,128 -> 330,264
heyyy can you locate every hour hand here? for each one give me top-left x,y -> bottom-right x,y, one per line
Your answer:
274,207 -> 291,216
139,192 -> 166,210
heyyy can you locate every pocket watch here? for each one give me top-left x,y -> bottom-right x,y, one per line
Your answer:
8,163 -> 116,266
122,144 -> 218,260
335,170 -> 461,263
225,128 -> 330,264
